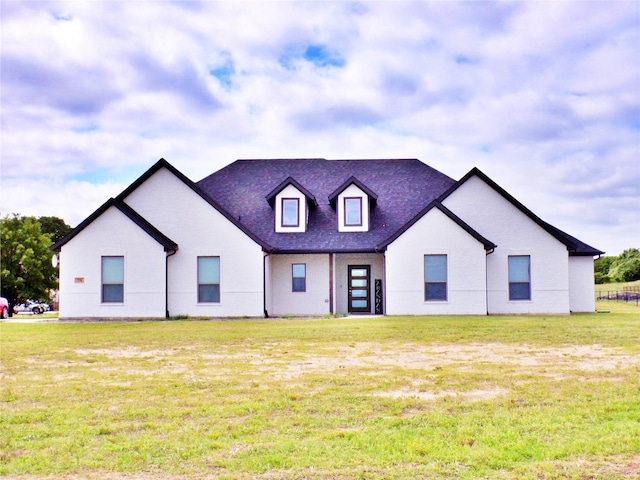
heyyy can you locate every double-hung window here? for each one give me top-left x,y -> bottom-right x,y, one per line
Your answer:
508,255 -> 531,300
281,198 -> 300,227
344,197 -> 363,226
198,256 -> 220,303
102,256 -> 124,303
292,263 -> 306,292
424,254 -> 447,301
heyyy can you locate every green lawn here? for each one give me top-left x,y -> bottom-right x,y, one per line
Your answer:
1,302 -> 639,479
595,279 -> 640,292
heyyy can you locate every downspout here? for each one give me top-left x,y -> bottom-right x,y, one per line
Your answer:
263,252 -> 271,318
485,246 -> 495,315
165,248 -> 178,318
329,253 -> 334,315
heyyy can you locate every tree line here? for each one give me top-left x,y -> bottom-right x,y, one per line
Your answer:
1,214 -> 72,314
594,248 -> 640,284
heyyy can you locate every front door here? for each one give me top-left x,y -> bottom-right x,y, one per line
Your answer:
348,265 -> 370,313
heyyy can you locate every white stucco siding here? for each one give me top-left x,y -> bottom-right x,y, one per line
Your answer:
123,167 -> 264,317
569,256 -> 596,312
442,175 -> 570,314
334,253 -> 384,314
385,208 -> 488,315
268,254 -> 331,316
59,207 -> 167,318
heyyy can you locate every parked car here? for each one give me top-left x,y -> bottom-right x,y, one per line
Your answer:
0,297 -> 8,319
13,300 -> 50,315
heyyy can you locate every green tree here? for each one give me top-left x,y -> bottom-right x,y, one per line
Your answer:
594,256 -> 615,284
1,214 -> 58,314
608,248 -> 640,282
38,216 -> 72,244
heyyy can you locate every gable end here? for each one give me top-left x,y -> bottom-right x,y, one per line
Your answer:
378,200 -> 496,251
439,168 -> 603,256
51,198 -> 178,253
116,158 -> 273,251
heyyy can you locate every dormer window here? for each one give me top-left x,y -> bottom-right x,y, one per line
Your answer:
344,197 -> 363,226
281,198 -> 300,227
266,177 -> 317,233
329,176 -> 377,233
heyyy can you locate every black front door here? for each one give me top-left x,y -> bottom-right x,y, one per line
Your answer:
348,265 -> 370,313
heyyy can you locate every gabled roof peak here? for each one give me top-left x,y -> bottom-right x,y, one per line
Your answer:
439,167 -> 604,256
328,176 -> 378,207
265,176 -> 318,208
50,198 -> 178,253
377,200 -> 496,251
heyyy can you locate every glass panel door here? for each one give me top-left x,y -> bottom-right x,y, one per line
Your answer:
348,265 -> 370,313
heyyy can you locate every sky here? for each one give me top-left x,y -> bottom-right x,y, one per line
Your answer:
1,1 -> 639,256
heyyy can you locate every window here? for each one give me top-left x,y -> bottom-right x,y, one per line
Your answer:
344,197 -> 363,226
281,198 -> 300,227
198,256 -> 220,303
424,255 -> 447,301
508,255 -> 531,300
292,263 -> 306,292
102,256 -> 124,303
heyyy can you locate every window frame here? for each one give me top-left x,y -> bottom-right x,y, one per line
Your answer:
508,255 -> 531,301
281,198 -> 300,227
344,197 -> 363,227
197,256 -> 221,304
292,263 -> 306,292
424,254 -> 447,302
101,256 -> 124,303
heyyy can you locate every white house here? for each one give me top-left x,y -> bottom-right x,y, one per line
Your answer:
51,158 -> 603,319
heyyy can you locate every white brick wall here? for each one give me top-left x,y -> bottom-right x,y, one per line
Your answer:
442,175 -> 571,314
569,256 -> 596,312
59,206 -> 167,318
385,208 -> 488,315
124,167 -> 265,318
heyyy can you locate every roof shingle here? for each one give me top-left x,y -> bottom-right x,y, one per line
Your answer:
197,158 -> 456,253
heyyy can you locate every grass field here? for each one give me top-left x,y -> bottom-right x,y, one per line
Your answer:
595,280 -> 640,292
1,302 -> 639,479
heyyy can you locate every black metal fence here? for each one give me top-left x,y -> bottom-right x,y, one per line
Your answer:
596,286 -> 640,306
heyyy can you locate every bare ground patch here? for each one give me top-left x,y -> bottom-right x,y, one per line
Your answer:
61,342 -> 640,403
66,342 -> 640,380
273,341 -> 639,378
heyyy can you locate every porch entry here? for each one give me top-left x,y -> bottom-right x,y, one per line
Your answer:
348,265 -> 370,313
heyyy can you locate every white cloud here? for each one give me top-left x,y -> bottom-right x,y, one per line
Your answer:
1,0 -> 638,254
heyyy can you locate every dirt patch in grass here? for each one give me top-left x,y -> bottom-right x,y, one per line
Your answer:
65,342 -> 640,404
70,342 -> 639,379
274,342 -> 638,378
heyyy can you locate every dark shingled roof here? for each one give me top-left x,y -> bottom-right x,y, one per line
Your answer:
53,157 -> 602,257
197,158 -> 456,253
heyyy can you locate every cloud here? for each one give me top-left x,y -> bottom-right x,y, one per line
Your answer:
1,1 -> 638,254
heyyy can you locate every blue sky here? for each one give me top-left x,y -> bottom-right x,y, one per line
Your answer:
1,1 -> 638,255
